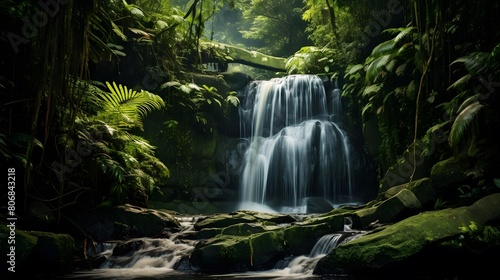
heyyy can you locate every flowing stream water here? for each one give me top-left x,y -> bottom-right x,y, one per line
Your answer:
66,217 -> 366,280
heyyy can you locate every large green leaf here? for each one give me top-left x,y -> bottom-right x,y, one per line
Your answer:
366,55 -> 391,83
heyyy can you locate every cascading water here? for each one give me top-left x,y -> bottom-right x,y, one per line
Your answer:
67,216 -> 203,279
238,74 -> 374,212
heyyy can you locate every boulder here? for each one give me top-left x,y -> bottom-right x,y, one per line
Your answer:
0,225 -> 76,277
354,189 -> 422,228
305,197 -> 334,213
190,230 -> 286,272
314,193 -> 500,278
430,154 -> 475,190
385,177 -> 436,207
194,210 -> 296,230
189,209 -> 335,273
75,204 -> 181,241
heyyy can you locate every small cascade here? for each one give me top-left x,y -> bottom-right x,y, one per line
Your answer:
308,233 -> 343,257
237,74 -> 375,212
99,238 -> 195,270
271,217 -> 366,277
69,216 -> 202,279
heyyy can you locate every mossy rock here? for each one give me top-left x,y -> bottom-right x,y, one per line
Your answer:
314,193 -> 500,277
181,227 -> 222,240
194,211 -> 296,230
281,223 -> 333,256
385,177 -> 436,208
430,154 -> 475,190
221,223 -> 272,236
295,209 -> 351,231
191,229 -> 286,272
0,225 -> 76,277
0,224 -> 38,272
30,231 -> 76,274
354,189 -> 422,228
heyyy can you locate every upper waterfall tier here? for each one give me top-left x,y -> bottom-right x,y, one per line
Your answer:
239,74 -> 341,138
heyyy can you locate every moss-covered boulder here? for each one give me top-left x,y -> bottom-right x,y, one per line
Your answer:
0,225 -> 76,277
385,177 -> 436,208
189,208 -> 342,273
190,230 -> 286,272
430,154 -> 475,190
194,210 -> 296,230
75,204 -> 181,241
353,189 -> 422,228
314,193 -> 500,278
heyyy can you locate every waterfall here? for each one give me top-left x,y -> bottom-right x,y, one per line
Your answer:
238,74 -> 371,212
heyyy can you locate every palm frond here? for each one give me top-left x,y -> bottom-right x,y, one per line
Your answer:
451,52 -> 490,75
447,74 -> 472,91
449,101 -> 485,149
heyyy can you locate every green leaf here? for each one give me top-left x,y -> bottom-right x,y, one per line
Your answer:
449,101 -> 484,149
346,64 -> 364,76
362,84 -> 382,97
370,39 -> 395,58
227,95 -> 240,107
111,21 -> 127,41
494,178 -> 500,188
366,55 -> 391,83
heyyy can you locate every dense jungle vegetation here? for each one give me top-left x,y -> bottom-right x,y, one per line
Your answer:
1,0 -> 499,229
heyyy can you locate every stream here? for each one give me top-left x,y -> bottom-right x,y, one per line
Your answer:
65,216 -> 367,280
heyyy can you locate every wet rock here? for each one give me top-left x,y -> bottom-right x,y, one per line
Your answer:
112,239 -> 144,256
74,254 -> 107,270
305,197 -> 334,213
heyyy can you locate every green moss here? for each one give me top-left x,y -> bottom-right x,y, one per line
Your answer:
0,225 -> 39,264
